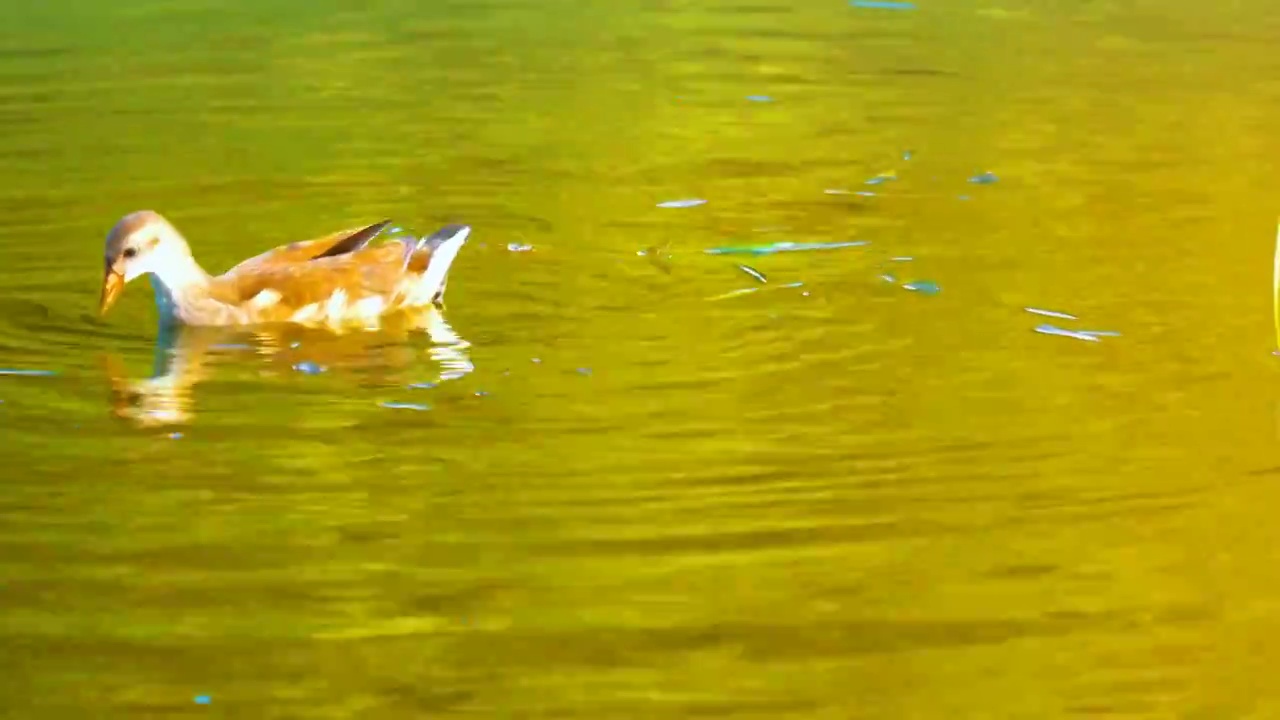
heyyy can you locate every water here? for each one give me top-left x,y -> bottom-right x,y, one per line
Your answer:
2,0 -> 1280,717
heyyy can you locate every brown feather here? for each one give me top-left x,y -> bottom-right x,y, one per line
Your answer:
224,221 -> 392,275
209,244 -> 411,319
311,220 -> 392,259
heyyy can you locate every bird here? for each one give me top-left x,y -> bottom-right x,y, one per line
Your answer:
98,210 -> 470,329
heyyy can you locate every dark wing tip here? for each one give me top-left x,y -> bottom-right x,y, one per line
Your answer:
420,224 -> 471,252
311,220 -> 392,260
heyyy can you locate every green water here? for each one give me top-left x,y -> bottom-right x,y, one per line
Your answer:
4,0 -> 1280,717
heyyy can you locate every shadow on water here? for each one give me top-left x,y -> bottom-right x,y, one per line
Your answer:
102,306 -> 473,427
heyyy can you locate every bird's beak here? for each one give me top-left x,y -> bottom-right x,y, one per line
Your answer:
100,268 -> 124,316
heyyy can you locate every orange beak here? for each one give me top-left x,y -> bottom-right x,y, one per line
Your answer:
100,269 -> 124,316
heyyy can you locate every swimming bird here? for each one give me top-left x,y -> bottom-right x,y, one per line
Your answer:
98,211 -> 469,329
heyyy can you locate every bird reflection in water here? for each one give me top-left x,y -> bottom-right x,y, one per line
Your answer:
103,305 -> 473,427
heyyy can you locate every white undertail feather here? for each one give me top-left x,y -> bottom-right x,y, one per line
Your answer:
325,289 -> 348,322
291,303 -> 321,324
409,226 -> 470,305
250,289 -> 282,309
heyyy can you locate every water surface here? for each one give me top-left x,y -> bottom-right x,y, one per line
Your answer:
3,0 -> 1280,717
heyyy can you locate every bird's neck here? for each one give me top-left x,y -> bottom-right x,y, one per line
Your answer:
148,253 -> 213,324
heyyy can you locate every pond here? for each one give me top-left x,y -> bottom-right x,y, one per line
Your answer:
1,0 -> 1279,716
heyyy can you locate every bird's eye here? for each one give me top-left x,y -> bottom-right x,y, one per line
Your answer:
122,247 -> 137,259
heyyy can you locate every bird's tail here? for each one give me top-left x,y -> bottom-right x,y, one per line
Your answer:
408,224 -> 470,305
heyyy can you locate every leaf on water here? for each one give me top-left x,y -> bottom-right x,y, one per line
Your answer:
1034,324 -> 1101,342
1024,307 -> 1078,320
709,287 -> 762,301
705,240 -> 868,256
736,264 -> 767,283
851,0 -> 917,9
902,280 -> 941,294
657,198 -> 707,208
378,401 -> 432,411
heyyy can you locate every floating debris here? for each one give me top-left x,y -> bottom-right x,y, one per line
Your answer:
378,401 -> 431,411
506,242 -> 534,252
1034,324 -> 1101,342
902,280 -> 941,295
968,171 -> 999,184
639,246 -> 673,274
0,369 -> 56,377
705,240 -> 868,256
745,95 -> 774,103
709,287 -> 762,301
710,280 -> 806,301
736,264 -> 768,283
1025,307 -> 1078,321
657,198 -> 707,208
851,0 -> 916,8
824,189 -> 879,197
292,361 -> 325,375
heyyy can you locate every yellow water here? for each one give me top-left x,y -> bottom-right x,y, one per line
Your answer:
3,0 -> 1280,717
